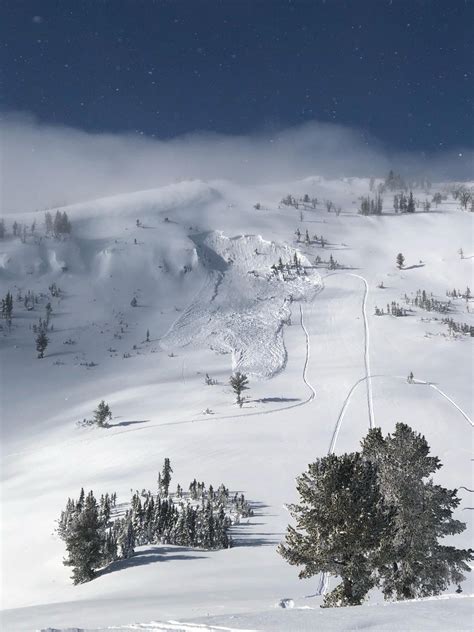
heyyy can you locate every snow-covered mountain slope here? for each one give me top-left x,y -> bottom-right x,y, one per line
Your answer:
36,593 -> 474,631
1,177 -> 473,631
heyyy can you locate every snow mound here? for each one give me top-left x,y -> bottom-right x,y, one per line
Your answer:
161,231 -> 322,378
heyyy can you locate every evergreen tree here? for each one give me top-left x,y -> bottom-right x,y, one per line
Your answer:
45,301 -> 53,324
279,453 -> 394,608
36,331 -> 49,358
118,518 -> 135,558
2,291 -> 13,325
407,191 -> 416,213
399,193 -> 408,212
53,211 -> 72,237
361,424 -> 473,600
0,219 -> 5,239
63,491 -> 103,584
396,253 -> 405,269
159,458 -> 173,497
93,400 -> 112,427
393,195 -> 400,213
44,211 -> 53,235
229,371 -> 249,407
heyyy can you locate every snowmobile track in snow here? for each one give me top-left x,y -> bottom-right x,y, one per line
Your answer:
4,301 -> 318,458
299,302 -> 316,403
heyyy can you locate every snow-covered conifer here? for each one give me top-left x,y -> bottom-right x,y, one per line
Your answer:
229,371 -> 249,407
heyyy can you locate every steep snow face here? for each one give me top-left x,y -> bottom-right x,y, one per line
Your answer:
162,231 -> 322,377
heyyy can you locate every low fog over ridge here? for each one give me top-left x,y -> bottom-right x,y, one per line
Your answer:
1,111 -> 472,214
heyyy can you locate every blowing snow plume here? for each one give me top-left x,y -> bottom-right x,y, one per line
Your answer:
2,112 -> 472,214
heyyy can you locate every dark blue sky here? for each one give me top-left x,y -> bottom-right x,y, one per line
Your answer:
1,0 -> 472,152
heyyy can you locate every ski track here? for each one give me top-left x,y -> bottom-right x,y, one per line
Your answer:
311,272 -> 376,599
298,302 -> 316,403
332,374 -> 473,439
310,273 -> 473,600
426,383 -> 474,427
323,272 -> 375,430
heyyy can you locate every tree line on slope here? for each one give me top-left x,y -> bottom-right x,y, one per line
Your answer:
279,423 -> 473,608
57,458 -> 253,584
0,211 -> 72,243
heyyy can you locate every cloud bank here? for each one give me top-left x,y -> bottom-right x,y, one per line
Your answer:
1,112 -> 472,213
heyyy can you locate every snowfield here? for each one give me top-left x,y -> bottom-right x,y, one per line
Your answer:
1,176 -> 473,631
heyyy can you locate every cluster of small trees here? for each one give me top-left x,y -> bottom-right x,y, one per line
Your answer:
403,289 -> 452,315
441,318 -> 474,337
381,171 -> 431,194
450,185 -> 474,211
383,170 -> 407,192
281,194 -> 318,209
1,291 -> 13,327
446,287 -> 471,300
359,194 -> 383,216
49,282 -> 62,297
204,373 -> 218,385
45,211 -> 72,237
58,459 -> 253,585
2,287 -> 59,340
324,199 -> 341,214
23,289 -> 39,310
374,301 -> 410,317
0,212 -> 72,243
295,228 -> 328,247
431,192 -> 446,207
279,423 -> 473,608
326,254 -> 341,270
393,192 -> 416,213
270,254 -> 306,279
11,221 -> 32,243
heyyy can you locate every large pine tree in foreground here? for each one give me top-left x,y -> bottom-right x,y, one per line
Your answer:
278,452 -> 394,607
361,423 -> 473,600
279,424 -> 473,607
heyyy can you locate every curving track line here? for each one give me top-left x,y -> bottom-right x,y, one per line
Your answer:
312,272 -> 375,599
323,272 -> 375,430
4,302 -> 318,458
426,383 -> 473,427
332,374 -> 473,436
299,303 -> 317,403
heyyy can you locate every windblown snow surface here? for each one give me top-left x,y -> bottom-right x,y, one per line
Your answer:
1,177 -> 473,631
